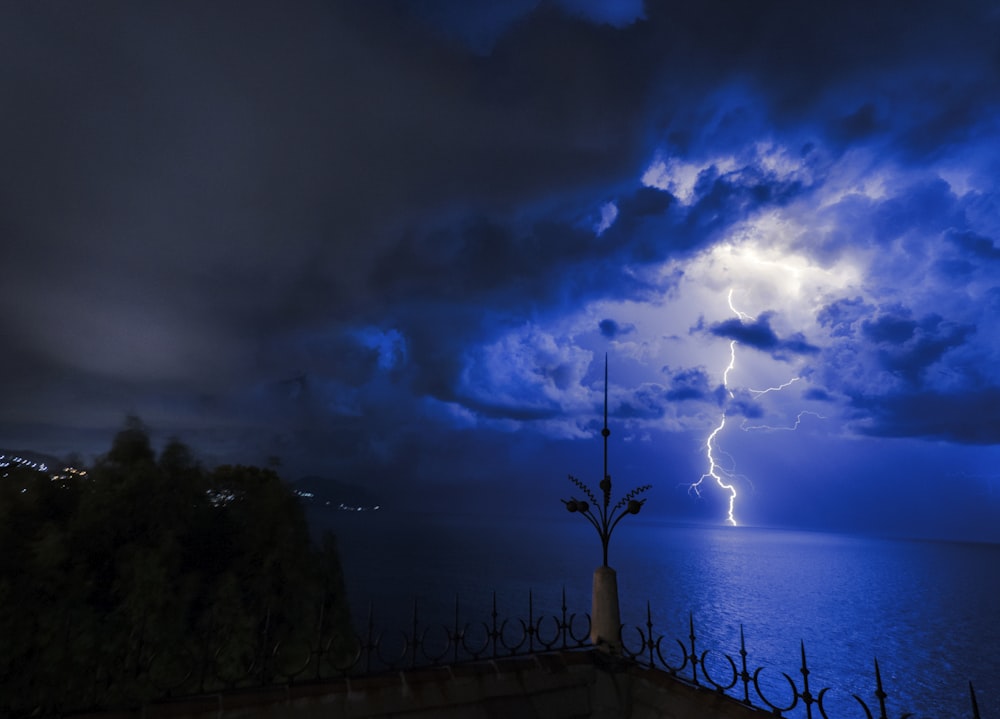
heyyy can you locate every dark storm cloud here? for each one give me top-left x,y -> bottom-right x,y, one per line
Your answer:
395,0 -> 646,55
871,179 -> 964,244
599,319 -> 635,339
453,396 -> 562,422
370,216 -> 616,307
861,311 -> 919,345
0,0 -> 661,447
706,314 -> 819,360
831,102 -> 883,143
616,172 -> 813,264
855,388 -> 1000,445
615,384 -> 669,420
615,187 -> 675,221
946,229 -> 1000,262
369,183 -> 683,320
803,388 -> 834,403
862,310 -> 976,386
723,396 -> 765,420
0,3 -> 654,294
636,0 -> 1000,159
663,367 -> 713,402
818,297 -> 874,339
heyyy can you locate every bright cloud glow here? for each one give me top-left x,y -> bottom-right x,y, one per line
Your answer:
594,201 -> 619,235
641,154 -> 739,204
698,230 -> 865,331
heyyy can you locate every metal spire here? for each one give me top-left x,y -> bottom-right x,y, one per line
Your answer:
602,353 -> 610,484
562,353 -> 651,567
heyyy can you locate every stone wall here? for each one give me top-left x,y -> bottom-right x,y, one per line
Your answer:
77,651 -> 770,719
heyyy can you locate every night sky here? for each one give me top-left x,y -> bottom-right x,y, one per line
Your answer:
3,1 -> 1000,542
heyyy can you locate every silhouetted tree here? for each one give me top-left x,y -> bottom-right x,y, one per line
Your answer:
0,419 -> 354,715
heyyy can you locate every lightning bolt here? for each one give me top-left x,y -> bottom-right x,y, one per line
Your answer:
727,289 -> 753,322
689,291 -> 825,525
689,291 -> 814,526
748,377 -> 801,397
688,291 -> 745,525
689,410 -> 739,525
741,410 -> 826,432
721,341 -> 737,395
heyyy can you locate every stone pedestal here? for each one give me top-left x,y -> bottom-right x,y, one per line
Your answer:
590,565 -> 622,653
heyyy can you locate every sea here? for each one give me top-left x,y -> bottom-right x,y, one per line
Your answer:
307,507 -> 1000,719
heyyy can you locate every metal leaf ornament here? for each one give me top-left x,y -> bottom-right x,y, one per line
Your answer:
562,356 -> 650,566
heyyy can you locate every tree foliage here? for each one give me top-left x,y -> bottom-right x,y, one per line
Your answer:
0,419 -> 354,715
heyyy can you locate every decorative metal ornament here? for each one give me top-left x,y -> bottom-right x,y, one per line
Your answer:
562,355 -> 651,566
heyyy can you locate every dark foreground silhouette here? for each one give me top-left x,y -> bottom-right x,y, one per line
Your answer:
0,418 -> 353,715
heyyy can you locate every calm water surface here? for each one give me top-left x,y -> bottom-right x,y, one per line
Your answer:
309,508 -> 1000,719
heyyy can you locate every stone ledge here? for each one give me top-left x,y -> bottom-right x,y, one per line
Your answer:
71,650 -> 771,719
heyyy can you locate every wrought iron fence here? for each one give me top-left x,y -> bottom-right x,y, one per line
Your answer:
1,588 -> 986,718
340,590 -> 986,719
618,600 -> 984,719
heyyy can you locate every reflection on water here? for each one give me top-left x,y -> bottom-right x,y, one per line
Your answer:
311,508 -> 1000,718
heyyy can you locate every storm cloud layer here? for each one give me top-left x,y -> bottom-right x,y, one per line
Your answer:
3,1 -> 1000,540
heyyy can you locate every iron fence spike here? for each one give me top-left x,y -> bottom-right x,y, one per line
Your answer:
738,624 -> 751,705
872,657 -> 889,719
970,681 -> 981,719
